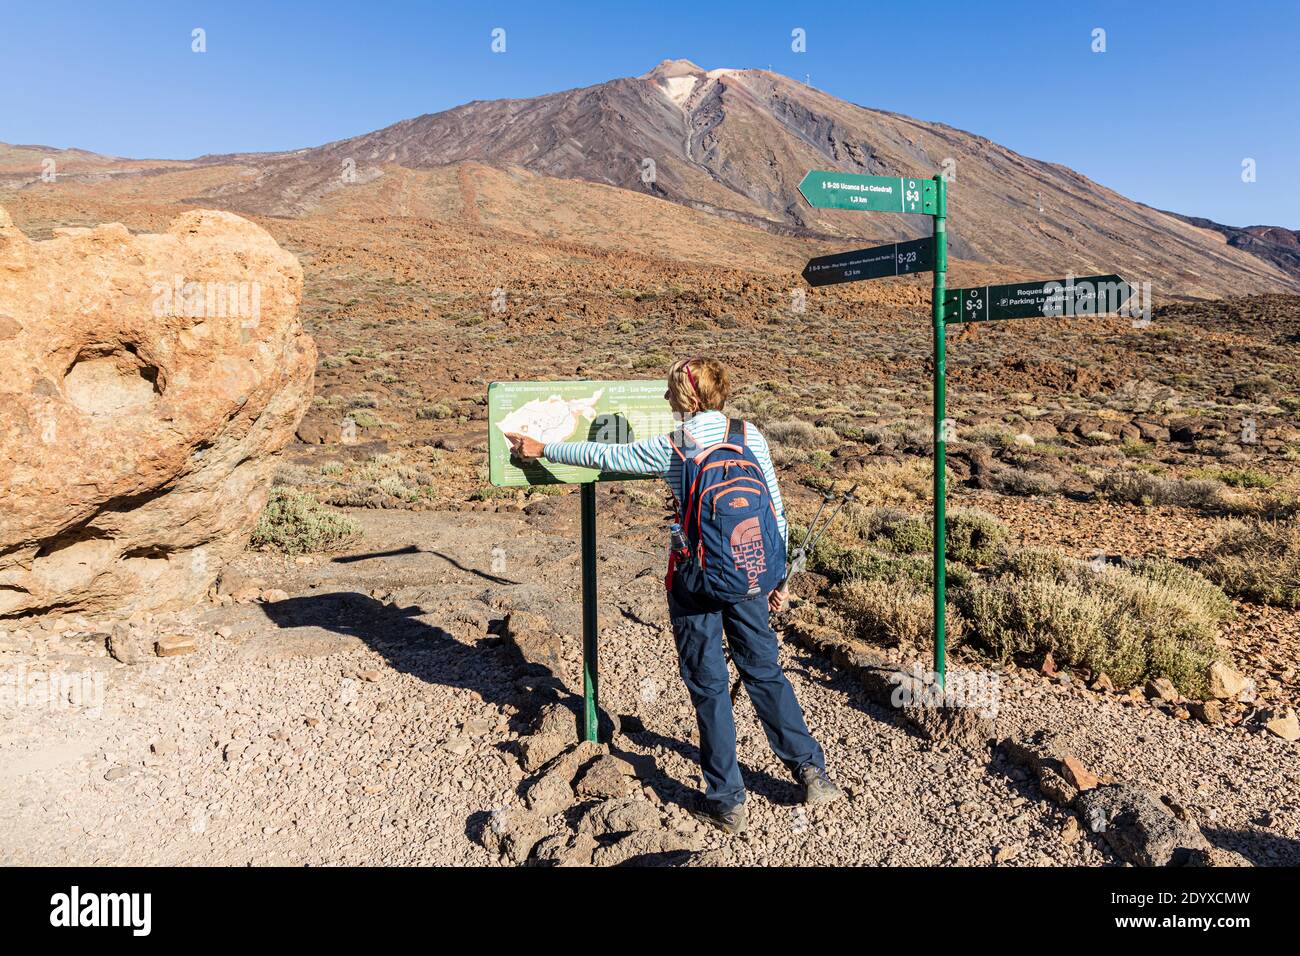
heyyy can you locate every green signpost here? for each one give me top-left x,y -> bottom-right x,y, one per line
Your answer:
802,236 -> 935,287
799,170 -> 1132,688
944,275 -> 1133,323
488,380 -> 675,741
798,171 -> 937,214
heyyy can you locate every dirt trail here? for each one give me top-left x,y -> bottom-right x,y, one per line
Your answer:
1,507 -> 1296,866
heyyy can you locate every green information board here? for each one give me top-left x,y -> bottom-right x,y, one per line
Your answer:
487,379 -> 674,486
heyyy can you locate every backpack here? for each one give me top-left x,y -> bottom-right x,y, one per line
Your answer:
668,418 -> 787,602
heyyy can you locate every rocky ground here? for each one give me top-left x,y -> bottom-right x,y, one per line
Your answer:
2,508 -> 1296,867
1,178 -> 1297,869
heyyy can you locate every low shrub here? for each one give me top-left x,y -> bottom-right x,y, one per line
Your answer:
1101,471 -> 1226,510
764,418 -> 839,450
945,508 -> 1014,566
1200,519 -> 1300,608
251,489 -> 361,555
417,403 -> 454,420
830,578 -> 963,649
961,548 -> 1230,697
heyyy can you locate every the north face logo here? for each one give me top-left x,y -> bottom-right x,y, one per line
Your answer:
728,496 -> 750,508
729,516 -> 767,593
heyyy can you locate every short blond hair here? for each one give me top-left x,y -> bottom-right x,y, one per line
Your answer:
667,357 -> 730,412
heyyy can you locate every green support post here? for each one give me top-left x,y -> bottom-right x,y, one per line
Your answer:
580,482 -> 599,741
931,174 -> 948,689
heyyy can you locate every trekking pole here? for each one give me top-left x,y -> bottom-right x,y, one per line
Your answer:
729,482 -> 859,705
802,483 -> 859,560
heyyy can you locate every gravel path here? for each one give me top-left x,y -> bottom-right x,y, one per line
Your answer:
1,507 -> 1295,866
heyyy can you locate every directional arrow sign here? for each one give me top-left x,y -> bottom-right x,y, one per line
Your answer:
944,274 -> 1133,324
798,171 -> 937,214
802,237 -> 935,286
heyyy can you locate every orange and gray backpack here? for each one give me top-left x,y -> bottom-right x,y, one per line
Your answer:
668,419 -> 786,602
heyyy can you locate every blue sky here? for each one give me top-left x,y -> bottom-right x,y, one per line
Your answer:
2,0 -> 1296,227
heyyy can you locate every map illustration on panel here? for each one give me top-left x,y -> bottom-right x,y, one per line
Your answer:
487,380 -> 675,486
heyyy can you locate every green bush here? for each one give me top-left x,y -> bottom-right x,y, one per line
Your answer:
830,578 -> 963,649
1194,467 -> 1278,490
875,513 -> 932,555
961,548 -> 1230,697
251,489 -> 361,555
800,531 -> 971,590
1200,519 -> 1300,608
1101,471 -> 1227,510
945,508 -> 1013,566
765,418 -> 839,450
632,352 -> 670,371
808,506 -> 1010,567
417,402 -> 454,420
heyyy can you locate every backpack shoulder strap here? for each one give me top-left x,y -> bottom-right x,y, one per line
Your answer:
726,418 -> 746,449
667,423 -> 697,462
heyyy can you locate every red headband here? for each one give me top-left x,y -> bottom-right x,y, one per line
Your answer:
682,360 -> 702,404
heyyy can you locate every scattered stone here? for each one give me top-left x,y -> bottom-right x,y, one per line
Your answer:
1060,816 -> 1083,845
591,826 -> 703,867
1185,846 -> 1253,867
1075,784 -> 1211,867
1090,673 -> 1115,693
579,797 -> 661,837
573,755 -> 638,800
1144,678 -> 1179,702
530,703 -> 575,738
106,622 -> 155,665
1264,709 -> 1299,742
1190,699 -> 1223,726
1061,754 -> 1098,792
520,733 -> 569,773
522,740 -> 604,817
479,807 -> 546,864
104,766 -> 130,781
993,843 -> 1022,864
531,831 -> 597,867
155,633 -> 198,657
999,731 -> 1090,807
1207,662 -> 1249,701
442,737 -> 471,757
1160,795 -> 1191,822
503,609 -> 563,673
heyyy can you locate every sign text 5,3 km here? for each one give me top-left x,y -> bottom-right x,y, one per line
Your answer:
802,236 -> 934,287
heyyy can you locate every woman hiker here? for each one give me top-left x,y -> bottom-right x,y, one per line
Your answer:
505,357 -> 840,834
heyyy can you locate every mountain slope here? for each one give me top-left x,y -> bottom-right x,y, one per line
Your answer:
185,60 -> 1294,297
1165,212 -> 1300,280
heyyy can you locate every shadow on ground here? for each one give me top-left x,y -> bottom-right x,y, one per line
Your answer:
258,591 -> 807,860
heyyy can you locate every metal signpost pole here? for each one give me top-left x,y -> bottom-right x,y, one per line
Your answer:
931,174 -> 948,690
580,482 -> 599,742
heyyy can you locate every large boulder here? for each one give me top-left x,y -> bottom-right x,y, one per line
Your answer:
0,206 -> 315,619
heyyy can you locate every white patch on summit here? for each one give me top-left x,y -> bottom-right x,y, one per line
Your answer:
662,75 -> 698,107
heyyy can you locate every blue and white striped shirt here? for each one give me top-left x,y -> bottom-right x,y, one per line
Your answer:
543,410 -> 787,545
